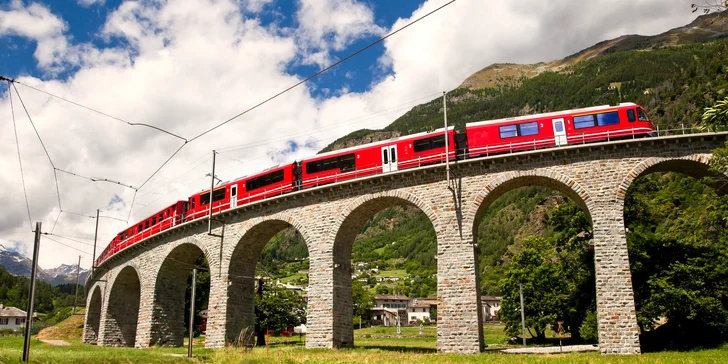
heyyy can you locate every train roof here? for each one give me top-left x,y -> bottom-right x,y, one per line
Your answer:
466,103 -> 638,128
304,126 -> 455,160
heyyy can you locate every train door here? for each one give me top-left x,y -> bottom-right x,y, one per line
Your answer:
230,185 -> 238,208
381,145 -> 398,173
552,118 -> 568,146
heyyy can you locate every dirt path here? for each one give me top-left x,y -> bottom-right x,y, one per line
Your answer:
39,339 -> 71,346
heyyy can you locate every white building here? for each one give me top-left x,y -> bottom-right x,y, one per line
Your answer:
374,294 -> 409,309
481,296 -> 502,322
407,302 -> 431,324
0,304 -> 37,331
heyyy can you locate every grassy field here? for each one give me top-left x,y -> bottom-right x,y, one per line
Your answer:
375,270 -> 408,278
2,329 -> 727,363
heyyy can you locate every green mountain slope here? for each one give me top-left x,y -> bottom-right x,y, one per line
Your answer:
263,13 -> 728,299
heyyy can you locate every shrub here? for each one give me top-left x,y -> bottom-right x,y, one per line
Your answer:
580,311 -> 598,343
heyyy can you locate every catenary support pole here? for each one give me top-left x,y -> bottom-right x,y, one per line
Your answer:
207,151 -> 216,234
519,284 -> 526,347
22,222 -> 41,362
72,255 -> 81,315
92,209 -> 99,274
443,91 -> 451,189
188,268 -> 197,358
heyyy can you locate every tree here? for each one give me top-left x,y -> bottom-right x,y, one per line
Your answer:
691,1 -> 727,14
499,237 -> 569,342
352,281 -> 374,320
254,283 -> 306,345
702,96 -> 728,131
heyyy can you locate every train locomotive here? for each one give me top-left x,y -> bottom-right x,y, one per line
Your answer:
96,102 -> 653,265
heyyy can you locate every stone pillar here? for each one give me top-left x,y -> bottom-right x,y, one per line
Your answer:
135,270 -> 156,348
436,214 -> 483,354
307,239 -> 338,348
204,272 -> 229,348
592,198 -> 641,354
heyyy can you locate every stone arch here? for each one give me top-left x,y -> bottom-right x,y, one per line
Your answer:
617,155 -> 726,200
467,170 -> 596,349
149,239 -> 210,346
103,265 -> 141,347
83,285 -> 103,345
223,214 -> 310,343
329,190 -> 438,348
469,170 -> 595,240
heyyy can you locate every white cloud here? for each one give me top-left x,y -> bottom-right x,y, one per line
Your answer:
0,0 -> 698,269
295,0 -> 386,66
0,0 -> 69,70
77,0 -> 105,7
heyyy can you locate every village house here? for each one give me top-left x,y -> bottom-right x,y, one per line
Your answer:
481,296 -> 502,322
0,304 -> 37,332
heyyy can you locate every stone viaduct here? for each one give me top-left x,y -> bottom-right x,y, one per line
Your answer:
83,132 -> 728,355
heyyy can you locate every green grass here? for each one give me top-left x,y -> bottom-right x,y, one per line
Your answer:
279,273 -> 306,283
376,270 -> 408,278
2,336 -> 727,363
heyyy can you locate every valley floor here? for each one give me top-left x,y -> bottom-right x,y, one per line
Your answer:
1,326 -> 727,363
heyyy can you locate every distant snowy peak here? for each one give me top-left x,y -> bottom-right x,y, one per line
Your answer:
0,250 -> 89,285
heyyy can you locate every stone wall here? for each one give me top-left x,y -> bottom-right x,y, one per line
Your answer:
84,133 -> 728,354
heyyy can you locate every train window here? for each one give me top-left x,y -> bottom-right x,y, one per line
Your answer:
637,109 -> 650,121
382,149 -> 389,164
189,198 -> 195,210
144,221 -> 149,230
499,125 -> 518,138
431,135 -> 446,149
340,154 -> 356,171
158,213 -> 164,222
413,138 -> 430,152
519,122 -> 539,136
152,217 -> 157,225
137,224 -> 143,233
212,188 -> 226,202
200,191 -> 211,205
573,115 -> 595,129
322,157 -> 338,171
247,170 -> 285,191
306,160 -> 320,174
627,109 -> 636,122
596,112 -> 620,126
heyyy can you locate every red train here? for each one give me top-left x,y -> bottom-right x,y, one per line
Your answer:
96,102 -> 653,266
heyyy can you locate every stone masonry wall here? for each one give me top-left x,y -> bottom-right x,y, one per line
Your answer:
84,133 -> 728,354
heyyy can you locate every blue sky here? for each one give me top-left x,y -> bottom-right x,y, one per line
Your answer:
1,0 -> 425,97
0,0 -> 699,268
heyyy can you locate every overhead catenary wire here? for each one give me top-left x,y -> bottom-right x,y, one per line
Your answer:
1,0 -> 459,260
10,78 -> 187,142
11,82 -> 63,212
7,81 -> 33,230
42,235 -> 93,256
187,0 -> 459,144
131,0 -> 458,198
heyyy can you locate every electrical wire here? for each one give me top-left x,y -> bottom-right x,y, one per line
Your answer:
7,81 -> 33,230
131,0 -> 458,198
43,235 -> 93,255
11,83 -> 63,211
11,79 -> 187,142
46,233 -> 96,247
187,0 -> 458,144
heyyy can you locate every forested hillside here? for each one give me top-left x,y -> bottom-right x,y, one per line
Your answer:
257,12 -> 728,349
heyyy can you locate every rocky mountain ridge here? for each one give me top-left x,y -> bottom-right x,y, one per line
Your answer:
458,10 -> 728,90
0,244 -> 89,286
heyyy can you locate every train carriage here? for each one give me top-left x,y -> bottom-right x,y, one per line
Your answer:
300,127 -> 457,188
95,102 -> 655,266
465,103 -> 653,158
